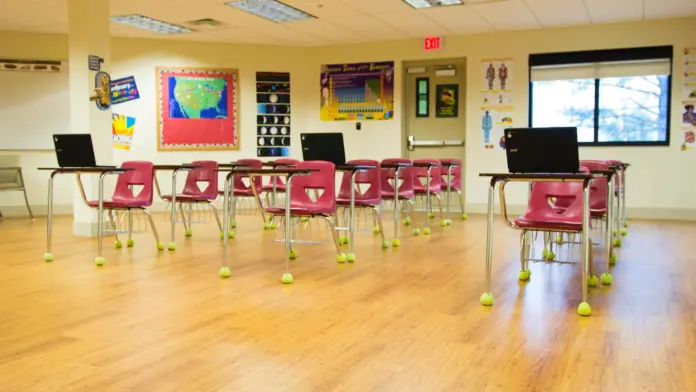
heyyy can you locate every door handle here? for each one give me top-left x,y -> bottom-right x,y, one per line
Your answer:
407,135 -> 464,151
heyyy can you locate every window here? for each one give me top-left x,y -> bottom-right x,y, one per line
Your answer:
529,46 -> 673,146
416,77 -> 429,117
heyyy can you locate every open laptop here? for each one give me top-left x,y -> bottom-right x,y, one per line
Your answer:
504,127 -> 580,173
52,134 -> 101,168
300,132 -> 346,165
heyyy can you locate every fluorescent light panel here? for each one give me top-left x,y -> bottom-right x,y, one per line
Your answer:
225,0 -> 315,23
403,0 -> 463,8
110,14 -> 193,34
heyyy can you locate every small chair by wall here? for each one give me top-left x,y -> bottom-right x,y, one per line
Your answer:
0,155 -> 34,220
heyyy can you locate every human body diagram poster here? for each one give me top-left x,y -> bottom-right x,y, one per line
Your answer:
320,62 -> 394,121
681,48 -> 696,151
480,58 -> 514,150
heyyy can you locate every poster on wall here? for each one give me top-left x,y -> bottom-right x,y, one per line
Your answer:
256,72 -> 291,157
110,76 -> 140,105
112,113 -> 135,150
435,84 -> 459,118
320,61 -> 394,121
156,66 -> 238,151
681,48 -> 696,151
480,58 -> 514,150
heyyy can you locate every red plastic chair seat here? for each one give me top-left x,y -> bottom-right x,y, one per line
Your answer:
336,197 -> 380,207
514,216 -> 582,231
162,194 -> 212,202
87,200 -> 148,208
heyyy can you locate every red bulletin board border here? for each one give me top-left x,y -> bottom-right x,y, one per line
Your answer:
156,67 -> 239,151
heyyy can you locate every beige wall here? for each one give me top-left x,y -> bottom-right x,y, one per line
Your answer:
1,17 -> 694,219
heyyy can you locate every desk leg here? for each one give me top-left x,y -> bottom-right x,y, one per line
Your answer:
95,173 -> 107,266
43,172 -> 57,262
168,170 -> 178,251
578,181 -> 592,316
345,171 -> 357,262
423,168 -> 431,235
220,174 -> 232,278
392,168 -> 401,247
621,167 -> 628,231
614,174 -> 622,248
282,175 -> 295,283
266,177 -> 278,230
446,166 -> 452,225
606,178 -> 615,267
480,180 -> 495,306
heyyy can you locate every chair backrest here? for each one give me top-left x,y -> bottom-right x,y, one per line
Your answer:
182,160 -> 219,199
439,158 -> 462,190
338,159 -> 381,201
234,158 -> 263,192
580,159 -> 610,210
112,161 -> 154,206
269,158 -> 301,186
413,158 -> 443,191
604,159 -> 625,188
288,161 -> 336,211
0,155 -> 21,186
380,158 -> 415,194
525,178 -> 585,224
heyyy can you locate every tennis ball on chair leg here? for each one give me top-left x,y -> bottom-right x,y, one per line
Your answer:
114,240 -> 122,249
43,253 -> 54,262
184,228 -> 192,237
601,272 -> 613,285
263,222 -> 270,230
480,292 -> 493,306
270,222 -> 277,230
620,228 -> 627,236
336,253 -> 347,263
428,212 -> 434,218
219,267 -> 231,278
391,238 -> 400,247
157,242 -> 165,251
373,226 -> 380,234
413,228 -> 421,236
613,238 -> 622,247
577,302 -> 592,316
289,249 -> 298,259
461,213 -> 468,220
346,253 -> 356,262
126,239 -> 134,247
382,240 -> 389,249
609,252 -> 617,265
167,242 -> 176,251
281,273 -> 294,284
588,275 -> 599,287
94,256 -> 105,266
440,220 -> 447,227
402,217 -> 411,226
423,227 -> 431,235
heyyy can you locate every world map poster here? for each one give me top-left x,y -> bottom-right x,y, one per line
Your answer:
156,67 -> 238,150
320,61 -> 394,121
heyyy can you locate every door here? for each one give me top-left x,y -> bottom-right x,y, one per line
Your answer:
403,58 -> 467,212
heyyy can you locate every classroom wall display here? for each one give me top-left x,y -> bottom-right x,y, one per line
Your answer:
480,58 -> 514,150
256,72 -> 291,157
156,67 -> 238,151
110,76 -> 140,105
112,113 -> 135,151
681,48 -> 696,151
320,61 -> 394,121
435,84 -> 459,118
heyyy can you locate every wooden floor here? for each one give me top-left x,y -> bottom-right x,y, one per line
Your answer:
0,212 -> 694,391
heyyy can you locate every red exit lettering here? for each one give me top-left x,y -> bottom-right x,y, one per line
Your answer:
424,36 -> 441,51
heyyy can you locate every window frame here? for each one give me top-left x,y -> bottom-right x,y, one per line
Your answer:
528,46 -> 674,147
415,77 -> 430,118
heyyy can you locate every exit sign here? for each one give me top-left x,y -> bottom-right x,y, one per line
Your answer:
424,36 -> 441,51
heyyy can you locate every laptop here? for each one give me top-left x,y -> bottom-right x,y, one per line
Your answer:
53,134 -> 100,168
300,132 -> 346,165
504,127 -> 580,173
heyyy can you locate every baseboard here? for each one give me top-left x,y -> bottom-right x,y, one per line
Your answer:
0,203 -> 73,218
465,203 -> 696,221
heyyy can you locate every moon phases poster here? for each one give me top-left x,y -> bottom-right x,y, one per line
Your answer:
256,72 -> 291,157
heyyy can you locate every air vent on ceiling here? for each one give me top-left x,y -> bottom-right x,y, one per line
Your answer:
186,18 -> 225,28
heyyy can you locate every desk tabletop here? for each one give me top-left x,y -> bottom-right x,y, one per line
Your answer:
381,162 -> 413,169
38,166 -> 126,173
479,172 -> 594,181
336,164 -> 376,171
261,161 -> 296,167
154,164 -> 201,170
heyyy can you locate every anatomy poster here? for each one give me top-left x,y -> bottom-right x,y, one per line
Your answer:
320,61 -> 394,121
682,48 -> 696,151
480,58 -> 514,149
256,72 -> 291,157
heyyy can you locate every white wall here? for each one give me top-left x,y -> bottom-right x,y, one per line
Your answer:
1,17 -> 695,219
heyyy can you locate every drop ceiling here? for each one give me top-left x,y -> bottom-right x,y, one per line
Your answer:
0,0 -> 694,46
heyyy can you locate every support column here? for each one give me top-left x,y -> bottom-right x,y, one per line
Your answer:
68,0 -> 112,236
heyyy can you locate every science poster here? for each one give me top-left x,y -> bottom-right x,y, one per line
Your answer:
156,67 -> 238,151
682,48 -> 696,152
256,72 -> 291,157
320,61 -> 394,121
112,113 -> 135,150
480,58 -> 514,150
435,84 -> 459,118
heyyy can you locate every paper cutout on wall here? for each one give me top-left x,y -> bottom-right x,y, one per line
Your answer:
682,48 -> 696,152
256,72 -> 291,157
110,76 -> 140,105
112,113 -> 135,150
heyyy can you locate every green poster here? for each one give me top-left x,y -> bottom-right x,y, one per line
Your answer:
436,84 -> 459,118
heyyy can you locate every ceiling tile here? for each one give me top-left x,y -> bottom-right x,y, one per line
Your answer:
584,0 -> 643,22
470,0 -> 541,30
288,19 -> 368,41
421,5 -> 493,34
340,0 -> 412,13
282,0 -> 362,18
321,14 -> 408,40
522,0 -> 590,26
371,9 -> 450,37
645,0 -> 696,19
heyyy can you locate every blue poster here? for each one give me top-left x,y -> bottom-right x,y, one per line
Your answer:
110,76 -> 140,105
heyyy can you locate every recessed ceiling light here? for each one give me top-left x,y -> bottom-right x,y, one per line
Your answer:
403,0 -> 464,8
110,14 -> 194,34
225,0 -> 315,23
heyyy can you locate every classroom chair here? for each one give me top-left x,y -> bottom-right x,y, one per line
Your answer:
161,160 -> 224,238
379,158 -> 417,245
262,158 -> 300,228
439,158 -> 466,221
336,159 -> 388,250
0,156 -> 33,220
222,158 -> 266,228
83,160 -> 162,251
265,160 -> 345,272
412,158 -> 446,233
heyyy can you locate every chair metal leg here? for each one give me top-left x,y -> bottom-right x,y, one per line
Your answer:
108,209 -> 120,245
209,202 -> 223,232
21,189 -> 34,220
326,215 -> 343,254
142,208 -> 162,246
435,194 -> 445,223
